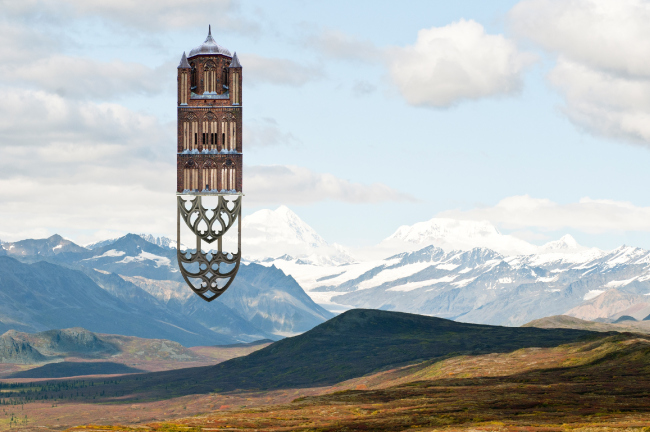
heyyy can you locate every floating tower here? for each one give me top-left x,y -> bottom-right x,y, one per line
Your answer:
176,26 -> 243,301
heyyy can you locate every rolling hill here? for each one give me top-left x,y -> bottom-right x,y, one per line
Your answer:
0,309 -> 601,403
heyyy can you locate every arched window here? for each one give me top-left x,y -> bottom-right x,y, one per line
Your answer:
204,61 -> 217,93
204,113 -> 217,151
190,63 -> 197,90
183,161 -> 199,191
221,159 -> 236,190
220,114 -> 236,151
202,160 -> 217,191
183,113 -> 198,151
232,72 -> 240,104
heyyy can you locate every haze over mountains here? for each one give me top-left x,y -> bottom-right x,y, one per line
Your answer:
2,205 -> 650,339
0,231 -> 332,346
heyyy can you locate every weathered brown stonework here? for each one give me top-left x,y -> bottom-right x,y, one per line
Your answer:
177,44 -> 243,193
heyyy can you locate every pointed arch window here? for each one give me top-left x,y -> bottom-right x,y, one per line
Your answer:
183,161 -> 199,191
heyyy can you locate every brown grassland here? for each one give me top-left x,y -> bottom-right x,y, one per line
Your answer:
1,332 -> 648,431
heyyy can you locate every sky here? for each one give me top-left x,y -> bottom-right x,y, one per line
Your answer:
1,0 -> 650,251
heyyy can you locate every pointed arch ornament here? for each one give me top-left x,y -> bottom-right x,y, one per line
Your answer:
177,195 -> 242,302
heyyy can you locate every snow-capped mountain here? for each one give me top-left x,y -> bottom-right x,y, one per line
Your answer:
138,234 -> 175,249
378,218 -> 538,257
0,233 -> 333,344
86,234 -> 176,250
3,234 -> 88,257
286,242 -> 650,326
242,206 -> 354,265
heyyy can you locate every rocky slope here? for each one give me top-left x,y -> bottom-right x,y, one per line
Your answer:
0,233 -> 333,344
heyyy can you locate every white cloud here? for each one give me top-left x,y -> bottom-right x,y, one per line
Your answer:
0,56 -> 170,100
510,0 -> 650,78
439,195 -> 650,234
240,54 -> 322,86
510,0 -> 650,145
0,88 -> 169,155
244,118 -> 299,149
0,0 -> 255,33
244,165 -> 416,206
388,19 -> 535,107
548,58 -> 650,143
309,29 -> 381,63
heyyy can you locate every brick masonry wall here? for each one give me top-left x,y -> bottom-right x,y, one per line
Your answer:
177,52 -> 243,193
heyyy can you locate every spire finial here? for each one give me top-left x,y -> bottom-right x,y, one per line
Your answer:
208,25 -> 211,37
178,51 -> 191,69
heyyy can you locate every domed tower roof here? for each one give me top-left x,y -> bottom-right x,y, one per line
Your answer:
188,25 -> 232,58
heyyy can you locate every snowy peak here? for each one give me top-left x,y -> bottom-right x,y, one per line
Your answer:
388,218 -> 501,242
380,218 -> 537,256
138,234 -> 175,249
3,234 -> 88,257
242,206 -> 355,265
244,206 -> 327,249
539,235 -> 582,254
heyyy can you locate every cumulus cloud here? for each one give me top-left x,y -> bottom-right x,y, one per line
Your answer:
510,0 -> 650,145
240,54 -> 322,86
510,0 -> 650,78
244,165 -> 416,206
387,19 -> 535,107
439,195 -> 650,234
244,118 -> 299,149
548,58 -> 650,142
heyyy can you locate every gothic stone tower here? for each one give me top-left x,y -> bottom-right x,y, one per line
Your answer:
175,27 -> 243,302
177,26 -> 242,193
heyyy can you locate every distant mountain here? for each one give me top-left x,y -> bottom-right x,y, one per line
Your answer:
138,234 -> 175,249
266,241 -> 650,326
379,218 -> 537,257
127,264 -> 333,338
85,234 -> 175,251
564,289 -> 650,321
242,206 -> 355,265
78,234 -> 179,280
3,234 -> 88,257
0,256 -> 239,345
0,327 -> 211,367
0,232 -> 333,344
0,333 -> 47,364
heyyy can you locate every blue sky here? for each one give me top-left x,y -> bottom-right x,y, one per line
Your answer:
1,0 -> 650,251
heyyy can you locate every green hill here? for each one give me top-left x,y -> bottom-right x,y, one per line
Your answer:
0,309 -> 604,403
199,309 -> 600,392
524,314 -> 650,334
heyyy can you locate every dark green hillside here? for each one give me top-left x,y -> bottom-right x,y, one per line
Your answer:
8,361 -> 143,378
1,309 -> 604,403
202,309 -> 600,391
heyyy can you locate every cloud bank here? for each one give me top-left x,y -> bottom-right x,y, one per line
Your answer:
439,195 -> 650,234
245,165 -> 416,206
510,0 -> 650,145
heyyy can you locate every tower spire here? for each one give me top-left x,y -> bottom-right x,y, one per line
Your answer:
208,25 -> 211,37
177,51 -> 190,69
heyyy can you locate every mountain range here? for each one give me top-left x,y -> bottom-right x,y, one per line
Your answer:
0,233 -> 332,346
238,208 -> 650,326
4,206 -> 650,335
